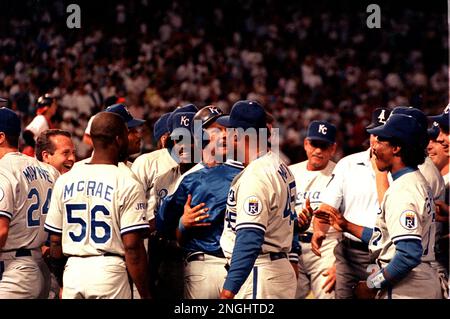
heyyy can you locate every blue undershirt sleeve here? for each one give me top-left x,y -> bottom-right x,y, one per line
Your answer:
361,227 -> 373,244
383,239 -> 422,286
223,228 -> 265,294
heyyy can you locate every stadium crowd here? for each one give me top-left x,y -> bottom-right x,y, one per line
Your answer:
0,0 -> 448,162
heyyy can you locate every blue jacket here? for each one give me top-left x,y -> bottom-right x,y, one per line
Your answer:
156,160 -> 244,254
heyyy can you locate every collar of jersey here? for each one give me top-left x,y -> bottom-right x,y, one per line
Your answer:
391,166 -> 417,181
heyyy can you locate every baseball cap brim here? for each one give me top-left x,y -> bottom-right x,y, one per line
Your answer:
366,122 -> 379,130
216,115 -> 231,128
170,127 -> 192,138
127,118 -> 146,129
306,137 -> 334,145
428,126 -> 440,140
366,124 -> 395,140
429,114 -> 449,130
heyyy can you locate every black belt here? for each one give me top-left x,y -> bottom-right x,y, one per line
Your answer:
299,232 -> 313,243
185,251 -> 225,263
342,237 -> 369,252
15,248 -> 32,257
269,252 -> 287,261
224,252 -> 287,272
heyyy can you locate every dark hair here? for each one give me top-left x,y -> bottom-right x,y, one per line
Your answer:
390,139 -> 426,168
35,129 -> 72,161
5,133 -> 19,148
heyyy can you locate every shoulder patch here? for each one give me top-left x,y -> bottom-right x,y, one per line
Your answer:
243,196 -> 263,216
0,187 -> 4,201
158,188 -> 168,199
399,210 -> 418,230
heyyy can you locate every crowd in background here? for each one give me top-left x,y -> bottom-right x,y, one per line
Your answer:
0,0 -> 448,163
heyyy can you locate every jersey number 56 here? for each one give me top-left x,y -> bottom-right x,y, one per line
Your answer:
65,204 -> 111,244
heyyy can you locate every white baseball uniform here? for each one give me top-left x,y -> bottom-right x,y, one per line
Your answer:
289,160 -> 340,299
369,169 -> 442,299
44,162 -> 149,299
0,152 -> 60,298
221,151 -> 297,299
131,149 -> 178,221
418,157 -> 445,201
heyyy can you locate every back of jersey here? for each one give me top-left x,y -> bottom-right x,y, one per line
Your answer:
45,163 -> 148,257
0,152 -> 59,251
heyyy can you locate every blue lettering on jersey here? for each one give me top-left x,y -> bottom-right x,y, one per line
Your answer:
277,163 -> 290,183
63,181 -> 114,202
64,183 -> 74,199
227,189 -> 236,207
22,166 -> 53,184
135,202 -> 147,210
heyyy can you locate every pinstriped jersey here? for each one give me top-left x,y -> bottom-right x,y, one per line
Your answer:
369,169 -> 436,266
44,163 -> 149,257
131,149 -> 178,220
220,151 -> 297,259
0,152 -> 60,251
289,160 -> 336,234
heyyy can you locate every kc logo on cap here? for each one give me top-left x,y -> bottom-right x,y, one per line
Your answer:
307,120 -> 336,144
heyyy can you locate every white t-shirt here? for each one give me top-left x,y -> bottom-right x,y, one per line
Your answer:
321,149 -> 379,241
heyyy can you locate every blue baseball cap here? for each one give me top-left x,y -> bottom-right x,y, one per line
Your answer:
428,105 -> 449,132
153,112 -> 172,141
306,121 -> 336,144
105,103 -> 146,129
216,100 -> 266,129
367,113 -> 424,145
169,112 -> 195,137
391,106 -> 429,147
0,107 -> 21,136
428,121 -> 440,140
167,104 -> 199,133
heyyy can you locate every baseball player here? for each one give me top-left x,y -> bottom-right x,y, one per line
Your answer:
22,94 -> 58,157
0,107 -> 60,298
157,105 -> 244,299
132,104 -> 198,225
36,129 -> 76,174
44,112 -> 150,299
149,110 -> 199,299
316,108 -> 442,299
77,103 -> 146,168
427,122 -> 449,282
218,100 -> 299,299
289,120 -> 340,299
132,104 -> 198,298
428,108 -> 449,297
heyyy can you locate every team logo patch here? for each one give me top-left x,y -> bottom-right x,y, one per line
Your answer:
0,187 -> 3,201
243,196 -> 262,216
399,210 -> 418,230
158,188 -> 168,199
